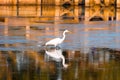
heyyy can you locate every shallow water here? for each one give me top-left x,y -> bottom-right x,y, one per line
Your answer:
0,5 -> 120,80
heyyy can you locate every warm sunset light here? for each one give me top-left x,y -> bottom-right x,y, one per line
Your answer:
0,0 -> 119,6
0,0 -> 120,80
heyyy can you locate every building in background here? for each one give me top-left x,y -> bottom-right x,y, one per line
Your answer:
0,0 -> 119,7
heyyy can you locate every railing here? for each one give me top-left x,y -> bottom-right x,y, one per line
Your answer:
0,0 -> 118,6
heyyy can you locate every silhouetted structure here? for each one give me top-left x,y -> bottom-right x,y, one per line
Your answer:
0,0 -> 119,7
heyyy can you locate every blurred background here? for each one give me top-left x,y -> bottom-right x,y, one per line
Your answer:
0,0 -> 120,80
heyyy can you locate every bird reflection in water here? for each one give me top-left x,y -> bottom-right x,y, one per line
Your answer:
45,46 -> 68,68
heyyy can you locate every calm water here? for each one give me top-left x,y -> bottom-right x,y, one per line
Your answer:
0,5 -> 120,80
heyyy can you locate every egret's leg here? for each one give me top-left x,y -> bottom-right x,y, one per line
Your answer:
56,46 -> 61,50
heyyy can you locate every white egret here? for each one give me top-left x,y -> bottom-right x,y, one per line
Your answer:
45,30 -> 70,47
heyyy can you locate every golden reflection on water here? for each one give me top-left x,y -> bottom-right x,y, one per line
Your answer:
0,48 -> 120,80
0,5 -> 120,80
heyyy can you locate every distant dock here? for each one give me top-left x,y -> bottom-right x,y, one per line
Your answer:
0,0 -> 120,7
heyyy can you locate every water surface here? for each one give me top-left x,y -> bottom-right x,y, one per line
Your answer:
0,5 -> 120,80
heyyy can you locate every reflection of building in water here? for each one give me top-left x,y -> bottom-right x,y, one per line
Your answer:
0,46 -> 120,80
88,48 -> 110,65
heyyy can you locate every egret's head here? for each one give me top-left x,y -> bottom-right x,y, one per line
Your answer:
64,30 -> 70,33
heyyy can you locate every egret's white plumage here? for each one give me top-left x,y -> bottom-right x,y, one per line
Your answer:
45,30 -> 69,46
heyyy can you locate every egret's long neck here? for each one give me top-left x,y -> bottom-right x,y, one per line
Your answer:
62,31 -> 66,41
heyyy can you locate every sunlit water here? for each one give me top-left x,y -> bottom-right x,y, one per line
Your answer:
0,6 -> 120,80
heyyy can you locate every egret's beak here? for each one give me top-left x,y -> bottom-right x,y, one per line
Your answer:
68,31 -> 72,34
